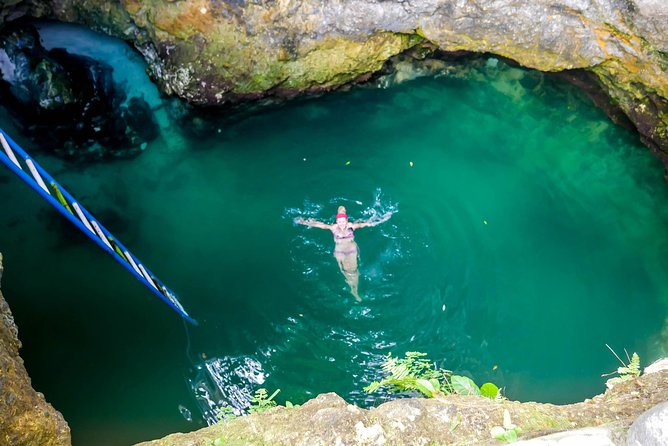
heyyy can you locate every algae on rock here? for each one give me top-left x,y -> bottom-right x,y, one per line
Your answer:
0,253 -> 71,446
2,0 -> 668,160
137,369 -> 668,446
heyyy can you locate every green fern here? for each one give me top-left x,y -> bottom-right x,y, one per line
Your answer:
602,345 -> 641,388
364,352 -> 450,397
248,388 -> 280,414
618,352 -> 640,377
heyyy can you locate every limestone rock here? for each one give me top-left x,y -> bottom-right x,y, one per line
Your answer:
137,369 -> 668,446
627,402 -> 668,446
644,358 -> 668,375
0,253 -> 71,446
0,0 -> 667,165
513,426 -> 624,446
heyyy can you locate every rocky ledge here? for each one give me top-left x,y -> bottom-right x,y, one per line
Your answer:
0,0 -> 667,167
138,366 -> 668,446
0,253 -> 71,446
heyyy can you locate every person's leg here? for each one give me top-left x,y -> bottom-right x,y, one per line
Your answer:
343,254 -> 361,302
346,270 -> 361,302
334,253 -> 346,274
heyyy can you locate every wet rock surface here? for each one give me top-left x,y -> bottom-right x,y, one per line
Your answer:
1,1 -> 667,166
0,253 -> 71,446
0,23 -> 158,161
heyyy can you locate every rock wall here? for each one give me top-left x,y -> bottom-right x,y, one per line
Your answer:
0,253 -> 71,446
1,1 -> 667,166
137,368 -> 668,446
2,0 -> 666,164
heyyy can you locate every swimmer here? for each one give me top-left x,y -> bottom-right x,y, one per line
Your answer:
295,206 -> 391,301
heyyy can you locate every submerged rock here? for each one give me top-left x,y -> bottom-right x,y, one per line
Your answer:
0,23 -> 158,161
0,253 -> 71,446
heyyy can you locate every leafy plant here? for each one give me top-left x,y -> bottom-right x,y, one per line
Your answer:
490,409 -> 522,443
480,382 -> 501,399
363,352 -> 448,397
602,344 -> 641,389
216,388 -> 297,423
248,388 -> 281,414
450,375 -> 480,395
364,351 -> 501,399
215,405 -> 238,422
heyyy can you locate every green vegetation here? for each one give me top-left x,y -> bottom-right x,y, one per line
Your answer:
216,387 -> 300,422
490,409 -> 522,443
215,405 -> 237,422
364,351 -> 500,399
248,388 -> 281,414
601,344 -> 641,388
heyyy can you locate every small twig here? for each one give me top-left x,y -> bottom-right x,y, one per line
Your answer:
605,344 -> 626,367
268,389 -> 281,402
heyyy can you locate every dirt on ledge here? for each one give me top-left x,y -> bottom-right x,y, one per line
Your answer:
138,367 -> 668,446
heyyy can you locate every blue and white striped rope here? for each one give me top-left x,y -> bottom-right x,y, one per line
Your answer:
0,129 -> 197,325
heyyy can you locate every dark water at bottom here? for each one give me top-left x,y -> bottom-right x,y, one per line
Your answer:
1,39 -> 668,445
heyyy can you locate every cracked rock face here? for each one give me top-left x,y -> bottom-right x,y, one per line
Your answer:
0,254 -> 71,446
136,369 -> 668,446
0,0 -> 667,161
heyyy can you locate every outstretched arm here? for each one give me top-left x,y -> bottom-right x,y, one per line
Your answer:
294,217 -> 331,230
351,212 -> 392,230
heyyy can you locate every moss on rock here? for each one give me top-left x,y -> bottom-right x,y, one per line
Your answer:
0,253 -> 71,446
1,0 -> 657,168
137,369 -> 668,446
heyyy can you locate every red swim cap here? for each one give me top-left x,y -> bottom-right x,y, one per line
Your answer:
336,213 -> 348,220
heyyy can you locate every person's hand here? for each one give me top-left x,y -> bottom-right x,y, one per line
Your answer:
294,217 -> 305,225
371,212 -> 391,226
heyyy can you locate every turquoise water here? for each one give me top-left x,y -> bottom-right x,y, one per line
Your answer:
2,25 -> 668,445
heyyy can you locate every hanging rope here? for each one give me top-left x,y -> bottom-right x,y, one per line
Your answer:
0,129 -> 197,325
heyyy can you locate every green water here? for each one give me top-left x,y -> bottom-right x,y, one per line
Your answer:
2,56 -> 668,445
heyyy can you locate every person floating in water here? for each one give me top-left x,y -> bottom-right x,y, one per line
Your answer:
295,206 -> 391,301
